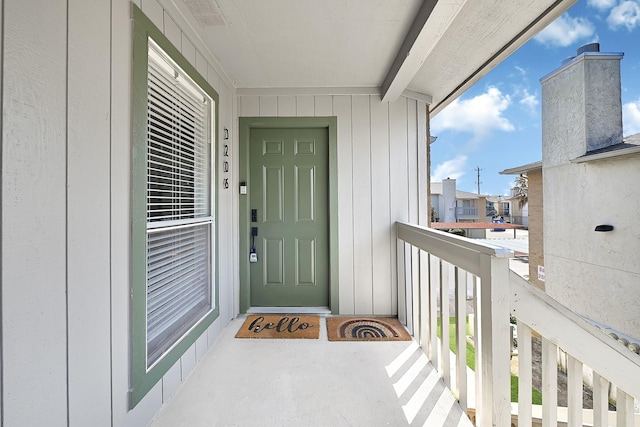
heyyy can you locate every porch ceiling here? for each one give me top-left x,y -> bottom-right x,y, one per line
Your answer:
175,0 -> 577,114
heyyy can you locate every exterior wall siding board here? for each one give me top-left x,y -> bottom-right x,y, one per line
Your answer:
181,35 -> 196,64
314,95 -> 333,116
207,63 -> 221,94
195,50 -> 208,80
389,97 -> 410,316
370,97 -> 393,315
111,0 -> 142,424
2,1 -> 68,425
351,95 -> 374,314
240,96 -> 260,117
333,95 -> 356,314
296,95 -> 315,116
141,0 -> 164,30
277,95 -> 296,117
163,12 -> 181,50
67,0 -> 112,425
259,96 -> 277,116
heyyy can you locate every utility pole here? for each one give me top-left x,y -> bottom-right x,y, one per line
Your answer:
474,166 -> 483,194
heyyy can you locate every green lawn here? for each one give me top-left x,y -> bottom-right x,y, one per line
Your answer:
438,316 -> 542,404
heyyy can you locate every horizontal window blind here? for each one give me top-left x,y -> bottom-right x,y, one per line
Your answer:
147,50 -> 210,222
146,224 -> 211,365
145,41 -> 213,368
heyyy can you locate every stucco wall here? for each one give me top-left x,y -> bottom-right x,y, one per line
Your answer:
541,53 -> 623,169
542,157 -> 640,338
541,50 -> 637,339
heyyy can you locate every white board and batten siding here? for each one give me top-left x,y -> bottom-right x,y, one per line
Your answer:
239,94 -> 428,315
1,0 -> 237,426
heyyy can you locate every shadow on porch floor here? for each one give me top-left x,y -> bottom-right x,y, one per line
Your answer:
150,317 -> 472,427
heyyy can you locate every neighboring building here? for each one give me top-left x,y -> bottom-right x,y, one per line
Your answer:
505,44 -> 640,340
485,196 -> 512,221
500,162 -> 543,289
541,43 -> 640,341
431,179 -> 487,223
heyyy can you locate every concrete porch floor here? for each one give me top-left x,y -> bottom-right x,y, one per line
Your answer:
150,317 -> 473,427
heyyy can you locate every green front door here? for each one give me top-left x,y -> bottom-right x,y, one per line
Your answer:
249,127 -> 329,307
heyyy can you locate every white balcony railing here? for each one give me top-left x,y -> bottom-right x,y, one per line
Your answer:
396,221 -> 640,426
455,207 -> 478,217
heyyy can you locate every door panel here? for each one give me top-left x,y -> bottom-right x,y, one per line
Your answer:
249,127 -> 329,306
295,165 -> 315,222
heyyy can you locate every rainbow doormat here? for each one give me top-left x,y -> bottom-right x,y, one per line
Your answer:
235,315 -> 320,339
326,317 -> 412,341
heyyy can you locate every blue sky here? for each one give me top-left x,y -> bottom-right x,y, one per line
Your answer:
430,0 -> 640,196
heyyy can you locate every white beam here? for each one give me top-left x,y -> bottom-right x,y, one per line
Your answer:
381,0 -> 465,102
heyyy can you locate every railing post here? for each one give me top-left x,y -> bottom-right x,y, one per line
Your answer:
477,253 -> 511,427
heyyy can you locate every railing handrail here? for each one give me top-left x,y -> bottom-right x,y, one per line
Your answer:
397,222 -> 512,258
510,270 -> 640,398
396,221 -> 513,426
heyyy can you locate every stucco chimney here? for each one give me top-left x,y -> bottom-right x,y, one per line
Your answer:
540,43 -> 624,167
442,178 -> 457,222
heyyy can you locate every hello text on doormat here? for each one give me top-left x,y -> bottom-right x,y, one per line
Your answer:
235,315 -> 320,339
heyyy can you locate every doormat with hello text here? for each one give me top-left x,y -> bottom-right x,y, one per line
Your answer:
235,315 -> 320,339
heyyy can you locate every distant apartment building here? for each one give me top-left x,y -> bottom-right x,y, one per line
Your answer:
430,178 -> 486,223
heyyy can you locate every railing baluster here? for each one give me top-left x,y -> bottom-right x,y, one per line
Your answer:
428,254 -> 439,369
592,372 -> 609,427
567,354 -> 583,427
396,238 -> 407,328
517,321 -> 533,426
404,242 -> 413,335
440,261 -> 451,388
542,338 -> 558,427
616,388 -> 634,427
455,266 -> 467,411
411,246 -> 420,338
418,249 -> 429,349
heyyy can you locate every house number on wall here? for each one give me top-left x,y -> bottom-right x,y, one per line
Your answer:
222,143 -> 230,189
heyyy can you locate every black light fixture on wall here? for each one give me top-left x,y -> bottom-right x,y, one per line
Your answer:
594,225 -> 614,232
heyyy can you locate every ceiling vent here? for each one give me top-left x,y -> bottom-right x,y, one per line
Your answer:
183,0 -> 228,27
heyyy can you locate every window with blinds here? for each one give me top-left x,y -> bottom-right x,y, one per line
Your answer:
145,41 -> 214,367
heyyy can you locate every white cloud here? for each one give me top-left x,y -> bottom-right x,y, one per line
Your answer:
514,66 -> 527,76
588,0 -> 617,9
431,156 -> 468,182
607,1 -> 640,30
534,13 -> 596,47
431,87 -> 514,142
623,98 -> 640,135
519,89 -> 539,110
